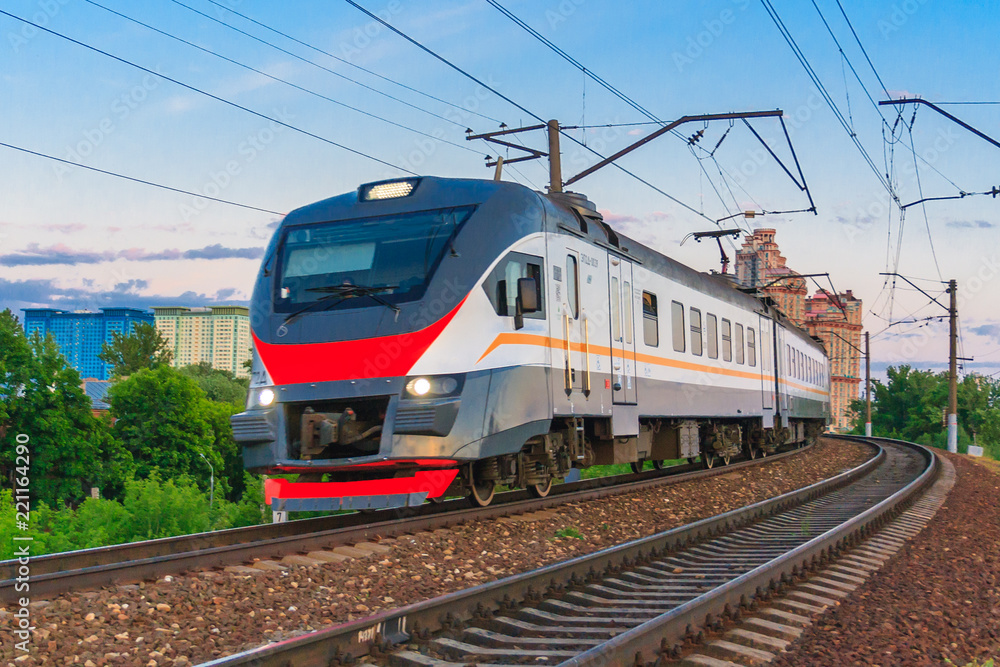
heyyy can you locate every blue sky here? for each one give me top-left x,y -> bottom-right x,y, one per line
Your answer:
1,0 -> 998,378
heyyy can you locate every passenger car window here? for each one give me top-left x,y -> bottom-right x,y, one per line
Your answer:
642,292 -> 658,347
721,318 -> 732,362
623,281 -> 633,344
735,324 -> 745,365
747,327 -> 756,367
690,308 -> 703,356
671,301 -> 685,352
707,314 -> 718,359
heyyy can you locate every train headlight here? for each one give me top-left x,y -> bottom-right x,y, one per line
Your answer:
360,178 -> 420,201
257,388 -> 275,407
408,377 -> 432,396
404,375 -> 463,398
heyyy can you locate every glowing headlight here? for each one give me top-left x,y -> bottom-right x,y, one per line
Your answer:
407,377 -> 432,396
258,388 -> 275,406
360,178 -> 419,201
405,376 -> 462,398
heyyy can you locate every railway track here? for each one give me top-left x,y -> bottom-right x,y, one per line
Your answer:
0,443 -> 812,604
198,436 -> 936,667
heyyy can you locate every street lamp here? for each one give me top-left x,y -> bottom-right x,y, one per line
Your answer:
198,452 -> 214,510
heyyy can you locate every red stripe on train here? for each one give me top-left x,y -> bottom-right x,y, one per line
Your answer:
264,469 -> 458,504
253,296 -> 468,385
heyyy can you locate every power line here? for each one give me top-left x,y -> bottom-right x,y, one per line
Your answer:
0,9 -> 416,175
201,0 -> 503,124
166,0 -> 465,129
0,140 -> 282,215
905,108 -> 943,279
82,0 -> 483,156
760,0 -> 895,197
343,0 -> 720,225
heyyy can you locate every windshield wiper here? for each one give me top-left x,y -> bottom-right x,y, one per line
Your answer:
282,284 -> 399,326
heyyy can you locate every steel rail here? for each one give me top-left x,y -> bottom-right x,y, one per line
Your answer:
0,443 -> 814,604
196,436 -> 902,666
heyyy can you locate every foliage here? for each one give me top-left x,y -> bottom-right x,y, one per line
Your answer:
178,362 -> 249,407
0,311 -> 128,507
553,526 -> 583,540
849,365 -> 1000,458
0,474 -> 268,559
98,321 -> 172,379
108,366 -> 231,498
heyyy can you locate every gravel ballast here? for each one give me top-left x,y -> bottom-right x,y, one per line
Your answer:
770,451 -> 1000,667
1,438 -> 870,666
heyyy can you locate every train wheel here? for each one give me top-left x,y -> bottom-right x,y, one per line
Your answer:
469,479 -> 495,507
651,460 -> 666,470
629,461 -> 644,474
703,452 -> 716,469
528,478 -> 553,498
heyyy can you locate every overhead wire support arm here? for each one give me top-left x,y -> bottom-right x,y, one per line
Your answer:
466,124 -> 548,167
880,98 -> 1000,151
563,109 -> 783,188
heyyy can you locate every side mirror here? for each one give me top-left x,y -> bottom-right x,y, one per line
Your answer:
517,278 -> 538,313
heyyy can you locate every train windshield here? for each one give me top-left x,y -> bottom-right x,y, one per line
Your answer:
273,206 -> 475,312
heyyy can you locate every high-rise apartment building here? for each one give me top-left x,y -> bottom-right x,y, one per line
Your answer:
153,306 -> 251,378
21,307 -> 154,380
805,290 -> 864,432
734,228 -> 807,324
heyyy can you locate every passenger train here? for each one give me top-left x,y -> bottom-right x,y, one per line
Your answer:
231,176 -> 830,510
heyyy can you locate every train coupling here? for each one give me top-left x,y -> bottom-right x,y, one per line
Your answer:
300,407 -> 382,460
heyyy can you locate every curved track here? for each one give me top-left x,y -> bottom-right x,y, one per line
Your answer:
0,443 -> 811,604
197,436 -> 936,667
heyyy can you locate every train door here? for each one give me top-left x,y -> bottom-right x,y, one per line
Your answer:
774,324 -> 790,427
759,314 -> 775,428
560,249 -> 589,399
608,257 -> 637,405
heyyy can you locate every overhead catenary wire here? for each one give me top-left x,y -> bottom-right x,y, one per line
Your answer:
0,9 -> 416,175
81,0 -> 485,157
343,0 -> 722,227
201,0 -> 503,124
0,140 -> 282,215
166,0 -> 466,129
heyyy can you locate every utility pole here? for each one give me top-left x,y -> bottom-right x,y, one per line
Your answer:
547,119 -> 562,193
865,331 -> 872,437
880,272 -> 960,452
947,279 -> 958,453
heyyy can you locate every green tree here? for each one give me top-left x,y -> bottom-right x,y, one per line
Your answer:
0,311 -> 125,507
178,362 -> 249,407
108,366 -> 230,497
98,322 -> 173,378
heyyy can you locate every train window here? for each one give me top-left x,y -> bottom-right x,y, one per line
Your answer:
706,314 -> 718,359
721,318 -> 732,362
566,255 -> 579,319
642,292 -> 659,347
690,308 -> 703,356
786,345 -> 791,376
735,324 -> 745,364
623,282 -> 633,344
611,277 -> 621,341
483,251 -> 545,320
671,301 -> 685,352
747,327 -> 756,367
